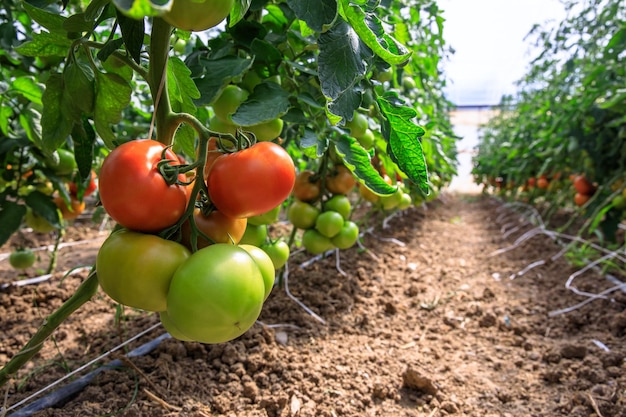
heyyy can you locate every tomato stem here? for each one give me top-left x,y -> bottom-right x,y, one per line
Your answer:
0,269 -> 99,387
148,18 -> 176,145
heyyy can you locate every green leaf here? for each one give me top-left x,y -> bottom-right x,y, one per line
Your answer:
11,76 -> 44,106
334,135 -> 396,195
230,0 -> 252,27
63,59 -> 96,118
0,200 -> 26,247
286,0 -> 337,33
72,118 -> 96,180
94,72 -> 133,149
15,32 -> 73,57
168,56 -> 200,112
112,0 -> 172,19
193,56 -> 254,106
300,127 -> 328,158
377,92 -> 429,194
231,82 -> 291,126
41,74 -> 73,152
22,2 -> 67,34
24,191 -> 62,229
318,18 -> 372,100
327,87 -> 362,121
339,0 -> 411,66
19,108 -> 43,149
116,10 -> 145,64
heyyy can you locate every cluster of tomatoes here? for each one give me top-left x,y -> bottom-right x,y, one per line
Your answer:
571,174 -> 597,207
287,165 -> 361,254
95,138 -> 296,344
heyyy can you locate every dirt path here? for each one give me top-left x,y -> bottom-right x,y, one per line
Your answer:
1,194 -> 625,416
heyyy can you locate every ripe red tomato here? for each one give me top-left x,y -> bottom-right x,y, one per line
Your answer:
207,142 -> 296,218
574,192 -> 590,206
98,140 -> 190,232
326,165 -> 356,195
96,230 -> 191,312
181,208 -> 247,250
166,244 -> 266,344
573,175 -> 595,195
162,0 -> 235,32
536,176 -> 549,190
293,170 -> 321,202
203,137 -> 222,182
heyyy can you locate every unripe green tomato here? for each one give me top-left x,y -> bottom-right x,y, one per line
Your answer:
213,85 -> 249,125
397,192 -> 413,210
331,221 -> 359,250
302,229 -> 334,255
209,116 -> 237,135
380,189 -> 403,210
261,240 -> 290,270
48,149 -> 76,176
9,249 -> 36,270
324,195 -> 351,220
162,0 -> 235,32
315,211 -> 345,238
345,112 -> 368,139
240,70 -> 263,92
287,200 -> 320,229
612,195 -> 626,210
244,118 -> 284,142
96,230 -> 191,312
402,76 -> 417,90
239,223 -> 268,247
166,244 -> 266,344
239,244 -> 276,301
357,128 -> 375,150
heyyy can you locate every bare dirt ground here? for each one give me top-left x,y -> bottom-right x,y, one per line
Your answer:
1,193 -> 625,417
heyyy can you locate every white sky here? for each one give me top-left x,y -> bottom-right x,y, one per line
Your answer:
438,0 -> 567,106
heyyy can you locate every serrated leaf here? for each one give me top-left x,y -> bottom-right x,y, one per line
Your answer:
231,82 -> 290,125
97,38 -> 125,63
377,92 -> 428,194
112,0 -> 172,19
22,2 -> 67,34
19,108 -> 43,148
230,0 -> 252,27
339,0 -> 411,66
334,135 -> 396,195
193,56 -> 254,106
72,118 -> 96,180
327,86 -> 362,121
63,13 -> 96,33
286,0 -> 337,33
300,127 -> 328,158
250,38 -> 283,65
0,200 -> 26,247
41,74 -> 73,152
173,124 -> 197,160
63,59 -> 96,118
15,32 -> 73,57
318,19 -> 372,100
94,72 -> 132,149
12,76 -> 44,106
24,191 -> 62,229
116,10 -> 145,64
168,56 -> 200,113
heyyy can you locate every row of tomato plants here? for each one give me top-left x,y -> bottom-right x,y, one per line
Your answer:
472,0 -> 626,246
0,0 -> 458,385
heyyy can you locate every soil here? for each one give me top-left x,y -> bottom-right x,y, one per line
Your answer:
1,193 -> 625,417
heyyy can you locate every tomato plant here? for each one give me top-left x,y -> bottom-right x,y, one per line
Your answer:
98,140 -> 190,232
208,142 -> 296,218
96,230 -> 191,312
165,244 -> 266,344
